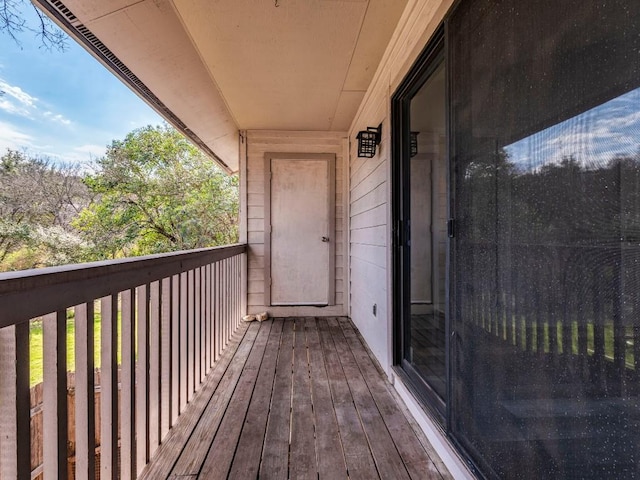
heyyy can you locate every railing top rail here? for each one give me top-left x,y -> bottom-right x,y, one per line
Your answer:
0,243 -> 247,329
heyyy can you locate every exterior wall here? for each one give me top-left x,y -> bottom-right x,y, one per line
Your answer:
348,0 -> 453,376
244,130 -> 349,317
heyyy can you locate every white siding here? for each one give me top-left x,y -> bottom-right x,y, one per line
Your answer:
245,131 -> 349,317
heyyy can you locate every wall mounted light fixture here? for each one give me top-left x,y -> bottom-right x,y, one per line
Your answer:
356,124 -> 382,158
410,131 -> 419,157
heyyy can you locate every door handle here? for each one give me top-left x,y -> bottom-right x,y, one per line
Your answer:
322,236 -> 330,242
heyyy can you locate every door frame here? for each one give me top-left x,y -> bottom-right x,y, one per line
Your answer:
391,27 -> 450,422
264,152 -> 336,307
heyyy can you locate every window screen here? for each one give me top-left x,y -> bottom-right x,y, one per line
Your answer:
449,0 -> 640,477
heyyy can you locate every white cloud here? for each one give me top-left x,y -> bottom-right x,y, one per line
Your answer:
0,79 -> 39,119
43,111 -> 72,126
0,81 -> 37,108
0,80 -> 72,126
0,121 -> 34,152
0,98 -> 30,117
73,144 -> 105,157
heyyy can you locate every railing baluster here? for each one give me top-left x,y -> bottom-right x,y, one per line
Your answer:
215,262 -> 220,362
16,322 -> 30,479
149,281 -> 161,456
535,275 -> 544,355
228,258 -> 231,348
136,284 -> 150,475
101,295 -> 119,478
75,301 -> 96,479
613,256 -> 626,396
121,288 -> 137,480
194,267 -> 201,388
205,264 -> 212,372
201,267 -> 207,382
171,275 -> 180,424
43,310 -> 68,479
0,244 -> 246,478
0,323 -> 30,479
0,326 -> 16,479
161,277 -> 172,438
592,267 -> 606,391
234,255 -> 239,330
187,269 -> 195,401
180,272 -> 188,412
241,252 -> 248,328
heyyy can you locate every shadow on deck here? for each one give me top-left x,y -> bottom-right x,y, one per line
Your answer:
139,317 -> 450,479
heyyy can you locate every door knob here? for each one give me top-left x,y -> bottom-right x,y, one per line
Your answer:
322,236 -> 330,242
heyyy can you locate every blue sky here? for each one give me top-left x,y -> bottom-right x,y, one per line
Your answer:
0,3 -> 164,166
505,87 -> 640,172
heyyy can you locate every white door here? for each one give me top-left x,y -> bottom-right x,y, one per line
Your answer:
266,153 -> 335,306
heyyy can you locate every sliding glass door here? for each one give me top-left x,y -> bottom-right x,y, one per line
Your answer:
393,32 -> 448,416
394,1 -> 640,477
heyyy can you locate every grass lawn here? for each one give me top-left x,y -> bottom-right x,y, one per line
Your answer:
29,308 -> 122,387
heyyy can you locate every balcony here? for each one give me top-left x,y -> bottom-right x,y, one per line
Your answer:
0,245 -> 449,479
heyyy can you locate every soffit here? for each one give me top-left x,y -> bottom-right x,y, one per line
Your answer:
47,0 -> 407,169
52,0 -> 240,172
171,0 -> 407,131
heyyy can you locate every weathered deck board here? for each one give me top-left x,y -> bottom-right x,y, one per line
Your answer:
317,318 -> 380,479
138,322 -> 250,480
198,320 -> 273,478
169,322 -> 260,476
227,319 -> 284,479
305,318 -> 347,479
326,317 -> 411,479
337,317 -> 446,479
259,319 -> 295,478
289,318 -> 317,480
140,317 -> 450,480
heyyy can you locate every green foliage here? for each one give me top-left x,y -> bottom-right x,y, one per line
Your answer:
74,125 -> 238,259
0,125 -> 238,271
0,149 -> 88,269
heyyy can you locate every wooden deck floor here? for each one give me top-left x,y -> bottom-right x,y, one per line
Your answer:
139,317 -> 451,480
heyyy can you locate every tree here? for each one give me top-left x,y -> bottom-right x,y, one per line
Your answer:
74,125 -> 238,259
0,149 -> 89,269
1,0 -> 66,50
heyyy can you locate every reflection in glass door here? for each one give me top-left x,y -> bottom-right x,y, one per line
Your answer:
393,34 -> 448,413
408,61 -> 447,400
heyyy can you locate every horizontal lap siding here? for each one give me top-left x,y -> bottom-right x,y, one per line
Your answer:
349,85 -> 392,371
347,0 -> 453,374
246,131 -> 348,317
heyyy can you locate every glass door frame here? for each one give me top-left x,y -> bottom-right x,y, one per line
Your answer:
391,26 -> 451,424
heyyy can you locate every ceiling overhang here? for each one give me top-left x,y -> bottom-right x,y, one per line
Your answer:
36,0 -> 408,173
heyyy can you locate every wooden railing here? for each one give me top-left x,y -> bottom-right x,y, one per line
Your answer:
0,244 -> 247,479
457,242 -> 638,396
